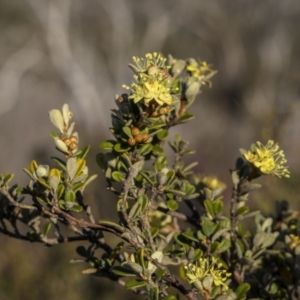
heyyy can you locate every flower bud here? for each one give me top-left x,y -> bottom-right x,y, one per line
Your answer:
70,135 -> 78,143
135,135 -> 143,143
142,133 -> 150,142
63,138 -> 71,146
159,107 -> 169,115
127,138 -> 136,146
131,127 -> 140,136
69,141 -> 78,150
151,111 -> 159,117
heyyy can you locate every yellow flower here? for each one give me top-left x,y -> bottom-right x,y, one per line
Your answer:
289,234 -> 300,249
124,78 -> 172,107
184,256 -> 231,291
184,259 -> 207,283
186,60 -> 217,87
201,176 -> 226,191
240,140 -> 290,178
131,52 -> 169,74
209,257 -> 231,291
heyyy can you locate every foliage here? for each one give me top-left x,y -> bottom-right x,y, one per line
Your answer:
0,52 -> 299,300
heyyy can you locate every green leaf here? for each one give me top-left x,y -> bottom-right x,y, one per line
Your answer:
122,262 -> 143,275
37,178 -> 51,189
184,193 -> 199,200
235,283 -> 251,298
213,200 -> 223,215
111,171 -> 125,182
51,157 -> 67,170
114,143 -> 131,153
231,170 -> 240,186
54,138 -> 69,153
177,111 -> 194,124
202,275 -> 213,292
181,149 -> 196,155
137,195 -> 148,213
157,129 -> 169,140
112,266 -> 136,277
100,140 -> 116,150
74,159 -> 86,178
211,241 -> 219,253
29,160 -> 38,172
74,145 -> 90,159
56,184 -> 65,199
139,171 -> 154,185
236,205 -> 249,216
99,220 -> 124,233
197,230 -> 206,240
150,227 -> 159,238
128,202 -> 141,219
137,143 -> 153,156
167,199 -> 178,211
42,222 -> 52,236
201,217 -> 218,237
50,131 -> 60,138
211,228 -> 230,242
82,174 -> 98,191
2,174 -> 14,185
240,183 -> 261,195
218,239 -> 231,253
67,157 -> 78,181
64,190 -> 76,202
49,109 -> 64,132
58,200 -> 66,209
72,181 -> 85,193
122,126 -> 133,138
182,230 -> 198,242
164,188 -> 185,197
154,156 -> 167,172
148,120 -> 165,130
152,145 -> 164,155
204,200 -> 215,216
149,286 -> 159,300
235,239 -> 244,258
125,279 -> 147,289
183,162 -> 198,172
71,205 -> 83,212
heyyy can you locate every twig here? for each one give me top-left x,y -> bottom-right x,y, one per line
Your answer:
0,187 -> 37,210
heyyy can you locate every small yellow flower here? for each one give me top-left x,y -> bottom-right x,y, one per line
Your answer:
201,176 -> 226,191
132,52 -> 169,73
289,234 -> 300,249
184,256 -> 231,291
184,261 -> 206,283
186,60 -> 217,87
124,78 -> 172,107
240,140 -> 290,178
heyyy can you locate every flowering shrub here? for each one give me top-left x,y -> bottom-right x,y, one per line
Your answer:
0,52 -> 299,300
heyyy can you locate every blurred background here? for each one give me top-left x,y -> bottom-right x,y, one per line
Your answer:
0,0 -> 300,299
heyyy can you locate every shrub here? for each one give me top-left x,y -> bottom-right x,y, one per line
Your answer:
0,52 -> 299,300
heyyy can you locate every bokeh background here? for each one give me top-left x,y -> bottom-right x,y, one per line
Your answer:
0,0 -> 300,299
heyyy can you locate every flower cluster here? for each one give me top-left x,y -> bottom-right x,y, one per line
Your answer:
240,140 -> 290,178
186,59 -> 217,87
123,52 -> 173,107
184,256 -> 231,291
